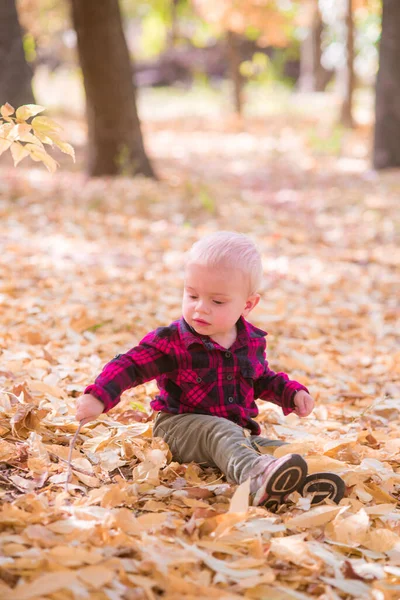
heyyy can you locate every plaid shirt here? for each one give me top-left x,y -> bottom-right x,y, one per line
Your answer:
85,317 -> 308,435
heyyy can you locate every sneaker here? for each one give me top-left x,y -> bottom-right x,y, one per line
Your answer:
299,472 -> 345,506
250,454 -> 308,510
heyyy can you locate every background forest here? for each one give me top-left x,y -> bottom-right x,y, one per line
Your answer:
0,1 -> 399,599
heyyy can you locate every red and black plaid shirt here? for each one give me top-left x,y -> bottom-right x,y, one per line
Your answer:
85,317 -> 308,435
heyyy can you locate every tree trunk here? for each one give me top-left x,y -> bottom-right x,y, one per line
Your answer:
340,0 -> 355,128
373,0 -> 400,169
0,0 -> 35,108
299,5 -> 330,92
70,0 -> 155,178
167,0 -> 179,50
226,30 -> 244,116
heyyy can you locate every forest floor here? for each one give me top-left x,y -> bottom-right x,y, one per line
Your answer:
0,86 -> 399,599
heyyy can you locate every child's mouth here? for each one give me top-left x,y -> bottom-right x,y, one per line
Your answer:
193,319 -> 210,326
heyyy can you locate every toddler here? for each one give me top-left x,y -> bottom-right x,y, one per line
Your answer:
76,231 -> 344,510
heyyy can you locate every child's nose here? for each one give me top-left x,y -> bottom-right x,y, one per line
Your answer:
196,299 -> 210,313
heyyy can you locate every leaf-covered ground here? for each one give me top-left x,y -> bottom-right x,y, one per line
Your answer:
0,95 -> 399,599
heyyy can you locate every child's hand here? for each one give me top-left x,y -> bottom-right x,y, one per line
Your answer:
293,390 -> 314,417
75,394 -> 104,425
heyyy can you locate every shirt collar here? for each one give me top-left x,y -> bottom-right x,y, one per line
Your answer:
179,316 -> 267,350
233,316 -> 267,350
179,317 -> 207,349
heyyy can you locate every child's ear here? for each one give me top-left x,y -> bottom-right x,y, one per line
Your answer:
243,294 -> 260,316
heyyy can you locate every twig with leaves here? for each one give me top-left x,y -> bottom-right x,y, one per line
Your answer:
0,103 -> 75,172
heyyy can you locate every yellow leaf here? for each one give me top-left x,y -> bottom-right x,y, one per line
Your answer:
15,122 -> 32,135
9,474 -> 36,493
11,404 -> 47,439
212,512 -> 248,537
306,455 -> 347,474
10,142 -> 30,166
136,511 -> 169,531
25,143 -> 59,172
72,457 -> 100,487
326,509 -> 370,546
32,115 -> 63,134
364,503 -> 395,515
0,136 -> 13,157
33,130 -> 54,145
15,104 -> 45,121
269,534 -> 315,567
180,496 -> 212,508
11,570 -> 78,600
363,482 -> 398,504
274,441 -> 322,459
321,577 -> 371,598
27,380 -> 65,398
49,546 -> 103,567
286,505 -> 343,530
0,439 -> 18,461
77,565 -> 115,589
229,477 -> 250,513
365,528 -> 400,552
17,131 -> 44,147
0,123 -> 18,156
179,540 -> 262,581
111,507 -> 140,535
142,499 -> 169,511
1,102 -> 15,117
52,136 -> 76,161
0,123 -> 15,154
0,582 -> 12,598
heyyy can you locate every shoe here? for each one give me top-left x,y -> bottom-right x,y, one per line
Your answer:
299,472 -> 345,506
250,454 -> 308,510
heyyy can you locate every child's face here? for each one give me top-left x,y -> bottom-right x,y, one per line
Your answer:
182,263 -> 259,340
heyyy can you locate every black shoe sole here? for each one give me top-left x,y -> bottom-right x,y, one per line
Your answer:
299,472 -> 345,506
257,454 -> 308,509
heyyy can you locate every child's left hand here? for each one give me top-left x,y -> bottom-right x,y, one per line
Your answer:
293,390 -> 315,417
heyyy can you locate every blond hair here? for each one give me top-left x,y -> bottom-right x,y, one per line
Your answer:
185,231 -> 263,293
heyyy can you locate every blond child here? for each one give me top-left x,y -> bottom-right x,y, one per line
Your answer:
76,231 -> 344,510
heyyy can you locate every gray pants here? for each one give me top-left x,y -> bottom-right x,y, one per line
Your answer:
153,412 -> 286,484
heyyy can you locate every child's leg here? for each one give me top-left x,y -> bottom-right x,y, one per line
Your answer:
153,412 -> 307,508
154,412 -> 262,480
250,434 -> 345,506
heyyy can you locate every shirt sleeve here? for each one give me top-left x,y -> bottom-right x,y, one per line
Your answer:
84,329 -> 177,412
253,341 -> 309,415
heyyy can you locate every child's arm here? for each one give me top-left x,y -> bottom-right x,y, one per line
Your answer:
75,329 -> 177,423
254,341 -> 314,417
254,364 -> 314,417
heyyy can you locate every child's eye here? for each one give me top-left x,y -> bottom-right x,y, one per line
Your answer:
189,295 -> 198,300
213,300 -> 224,305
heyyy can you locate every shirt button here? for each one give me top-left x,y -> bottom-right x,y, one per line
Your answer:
196,377 -> 202,383
228,397 -> 234,403
225,352 -> 231,358
227,374 -> 233,380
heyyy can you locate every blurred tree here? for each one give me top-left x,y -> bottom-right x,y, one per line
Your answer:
373,0 -> 400,169
168,0 -> 180,49
340,0 -> 355,127
121,0 -> 192,59
226,30 -> 245,115
193,0 -> 294,114
0,0 -> 35,107
70,0 -> 155,177
298,2 -> 331,92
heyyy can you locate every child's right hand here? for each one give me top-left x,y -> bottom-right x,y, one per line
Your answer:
75,394 -> 104,425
